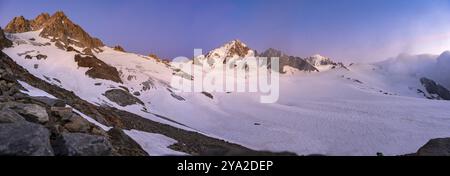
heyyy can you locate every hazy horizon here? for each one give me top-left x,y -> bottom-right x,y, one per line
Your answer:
1,0 -> 450,62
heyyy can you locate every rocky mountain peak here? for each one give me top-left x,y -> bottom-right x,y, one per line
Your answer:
31,13 -> 51,30
4,16 -> 32,33
206,39 -> 252,58
4,11 -> 104,50
39,11 -> 104,50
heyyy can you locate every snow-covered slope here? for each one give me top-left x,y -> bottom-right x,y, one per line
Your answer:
3,23 -> 450,155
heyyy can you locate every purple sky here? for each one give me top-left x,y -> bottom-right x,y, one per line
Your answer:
1,0 -> 450,62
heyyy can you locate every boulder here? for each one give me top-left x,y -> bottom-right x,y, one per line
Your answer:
54,133 -> 113,156
50,106 -> 72,119
63,114 -> 91,133
0,122 -> 54,156
0,107 -> 25,123
14,103 -> 49,123
103,89 -> 144,106
416,138 -> 450,156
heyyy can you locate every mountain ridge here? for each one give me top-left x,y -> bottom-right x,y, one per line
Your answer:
5,11 -> 104,50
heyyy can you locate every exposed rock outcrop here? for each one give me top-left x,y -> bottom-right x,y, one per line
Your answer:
103,89 -> 144,106
258,48 -> 319,73
415,138 -> 450,156
113,45 -> 125,52
0,27 -> 12,50
74,54 -> 122,83
148,53 -> 160,61
420,77 -> 450,100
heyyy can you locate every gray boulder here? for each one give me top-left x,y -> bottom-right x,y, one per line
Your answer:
0,107 -> 25,123
416,138 -> 450,156
14,103 -> 49,123
0,122 -> 54,156
63,114 -> 91,133
55,133 -> 113,156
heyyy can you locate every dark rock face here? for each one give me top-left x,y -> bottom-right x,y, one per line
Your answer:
420,77 -> 450,100
0,122 -> 54,156
416,138 -> 450,156
258,48 -> 319,73
0,27 -> 12,50
103,89 -> 144,106
74,54 -> 122,83
107,128 -> 148,156
113,45 -> 125,52
54,133 -> 113,156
